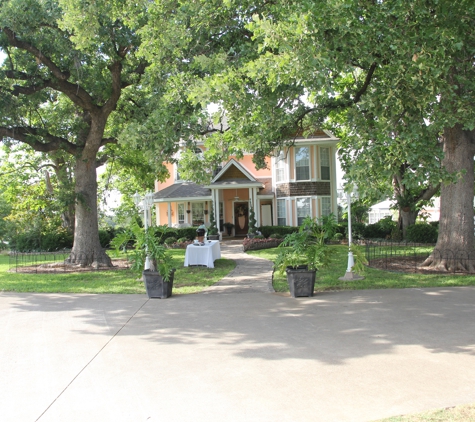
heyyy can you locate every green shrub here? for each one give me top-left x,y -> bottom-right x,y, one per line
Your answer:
269,233 -> 283,239
164,236 -> 177,245
378,216 -> 397,233
258,225 -> 298,238
333,233 -> 343,241
175,227 -> 198,241
98,229 -> 112,248
406,223 -> 438,243
391,225 -> 403,241
10,231 -> 41,251
363,216 -> 397,239
335,223 -> 347,236
10,229 -> 73,252
350,222 -> 366,240
40,230 -> 73,251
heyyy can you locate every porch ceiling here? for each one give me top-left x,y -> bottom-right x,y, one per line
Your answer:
207,178 -> 263,189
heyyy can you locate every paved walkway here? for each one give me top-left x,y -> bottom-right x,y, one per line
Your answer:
202,240 -> 275,294
1,241 -> 475,422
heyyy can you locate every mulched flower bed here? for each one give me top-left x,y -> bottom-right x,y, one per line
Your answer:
242,238 -> 283,252
368,256 -> 471,274
11,259 -> 130,274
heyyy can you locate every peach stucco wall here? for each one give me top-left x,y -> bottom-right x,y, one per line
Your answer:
231,155 -> 272,177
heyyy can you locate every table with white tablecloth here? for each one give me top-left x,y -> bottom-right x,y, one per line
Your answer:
184,240 -> 221,268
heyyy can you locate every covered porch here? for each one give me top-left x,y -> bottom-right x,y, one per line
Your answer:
153,160 -> 274,236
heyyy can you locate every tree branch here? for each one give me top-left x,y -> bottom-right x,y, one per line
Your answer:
0,126 -> 80,155
95,154 -> 109,168
420,184 -> 440,201
353,62 -> 378,104
2,27 -> 97,112
2,27 -> 69,81
102,60 -> 123,116
100,137 -> 118,148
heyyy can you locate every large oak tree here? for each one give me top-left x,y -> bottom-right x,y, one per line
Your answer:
164,0 -> 475,271
0,0 -> 148,265
246,0 -> 475,270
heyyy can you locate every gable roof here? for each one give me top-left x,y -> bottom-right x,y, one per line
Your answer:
153,182 -> 211,202
211,159 -> 256,183
207,159 -> 263,189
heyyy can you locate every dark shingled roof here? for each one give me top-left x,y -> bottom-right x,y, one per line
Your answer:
153,182 -> 211,200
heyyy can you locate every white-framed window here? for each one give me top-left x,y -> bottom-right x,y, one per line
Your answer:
296,197 -> 311,226
192,202 -> 204,226
275,150 -> 286,183
277,199 -> 287,226
320,147 -> 330,180
321,197 -> 332,217
178,203 -> 185,224
295,147 -> 310,181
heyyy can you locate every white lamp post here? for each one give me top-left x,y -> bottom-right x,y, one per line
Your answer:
338,185 -> 364,281
133,191 -> 155,270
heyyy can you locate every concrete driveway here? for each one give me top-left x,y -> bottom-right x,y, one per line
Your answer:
1,287 -> 475,422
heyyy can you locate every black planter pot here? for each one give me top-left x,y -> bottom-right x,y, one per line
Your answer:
285,266 -> 316,298
142,269 -> 176,299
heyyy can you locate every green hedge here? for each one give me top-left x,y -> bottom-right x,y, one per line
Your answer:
10,229 -> 73,252
406,223 -> 438,243
157,226 -> 203,243
258,225 -> 299,238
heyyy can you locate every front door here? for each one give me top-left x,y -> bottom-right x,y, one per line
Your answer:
234,202 -> 249,235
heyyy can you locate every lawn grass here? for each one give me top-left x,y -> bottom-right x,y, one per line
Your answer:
0,250 -> 235,295
247,245 -> 475,292
375,403 -> 475,422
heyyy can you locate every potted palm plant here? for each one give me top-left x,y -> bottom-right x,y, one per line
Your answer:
111,222 -> 176,299
274,216 -> 331,297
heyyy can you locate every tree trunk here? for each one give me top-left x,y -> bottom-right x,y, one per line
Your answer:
422,125 -> 475,271
53,157 -> 75,235
67,145 -> 112,267
399,209 -> 418,239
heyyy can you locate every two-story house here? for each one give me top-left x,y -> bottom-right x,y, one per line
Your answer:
152,129 -> 339,236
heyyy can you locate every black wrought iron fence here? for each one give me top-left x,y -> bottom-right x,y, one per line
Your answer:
9,250 -> 129,273
365,241 -> 475,274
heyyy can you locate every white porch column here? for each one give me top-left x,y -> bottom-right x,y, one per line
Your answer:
213,189 -> 220,232
167,203 -> 172,227
248,187 -> 259,227
254,188 -> 259,226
